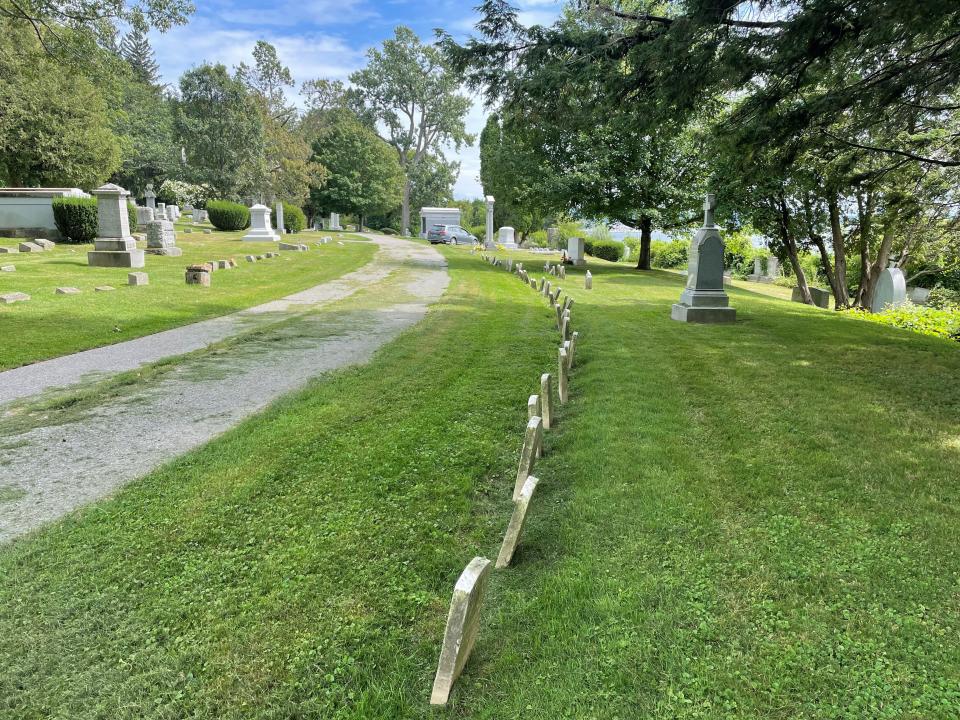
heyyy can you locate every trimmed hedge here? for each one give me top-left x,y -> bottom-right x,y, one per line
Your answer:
127,202 -> 138,231
52,197 -> 98,243
281,202 -> 306,233
584,238 -> 624,262
207,200 -> 250,231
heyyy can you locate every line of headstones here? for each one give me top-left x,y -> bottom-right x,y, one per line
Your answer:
431,254 -> 583,706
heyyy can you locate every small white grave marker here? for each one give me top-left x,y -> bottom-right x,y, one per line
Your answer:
585,270 -> 592,290
496,475 -> 539,568
558,348 -> 569,404
540,373 -> 553,429
514,416 -> 543,500
430,557 -> 492,706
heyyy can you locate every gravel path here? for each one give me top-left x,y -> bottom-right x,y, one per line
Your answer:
0,234 -> 448,542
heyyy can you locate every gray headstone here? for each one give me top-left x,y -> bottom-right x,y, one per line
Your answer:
430,557 -> 492,705
671,194 -> 735,323
496,475 -> 539,568
584,271 -> 592,290
1,292 -> 30,304
540,373 -> 553,429
558,347 -> 569,404
55,287 -> 81,295
128,272 -> 149,286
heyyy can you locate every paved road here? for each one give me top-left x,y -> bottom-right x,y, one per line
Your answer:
0,234 -> 448,542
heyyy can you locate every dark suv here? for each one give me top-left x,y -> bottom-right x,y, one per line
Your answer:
427,224 -> 476,245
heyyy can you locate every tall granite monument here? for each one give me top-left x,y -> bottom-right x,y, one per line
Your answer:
484,195 -> 495,249
87,184 -> 145,268
871,262 -> 907,313
671,194 -> 735,323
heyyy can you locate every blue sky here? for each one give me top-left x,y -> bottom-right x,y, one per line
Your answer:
149,0 -> 565,199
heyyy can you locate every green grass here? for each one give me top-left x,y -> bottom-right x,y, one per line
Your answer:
0,247 -> 958,718
0,226 -> 376,370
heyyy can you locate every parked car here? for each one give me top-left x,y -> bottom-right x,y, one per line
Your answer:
427,224 -> 477,245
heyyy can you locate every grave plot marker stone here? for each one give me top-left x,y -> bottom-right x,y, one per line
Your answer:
540,373 -> 553,429
584,271 -> 592,290
514,416 -> 543,500
558,348 -> 569,404
0,265 -> 14,272
544,280 -> 552,298
94,285 -> 115,292
1,292 -> 30,304
569,331 -> 579,368
128,272 -> 149,286
0,247 -> 18,254
538,277 -> 545,292
185,265 -> 211,286
562,340 -> 572,370
275,201 -> 285,235
55,287 -> 81,295
555,303 -> 563,330
496,475 -> 540,569
430,557 -> 492,706
561,310 -> 571,340
19,242 -> 43,252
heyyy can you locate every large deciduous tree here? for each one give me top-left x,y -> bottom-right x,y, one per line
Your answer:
307,110 -> 403,229
0,21 -> 120,187
176,63 -> 264,199
350,26 -> 472,235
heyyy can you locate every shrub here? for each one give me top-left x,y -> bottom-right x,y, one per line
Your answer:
848,303 -> 960,343
527,230 -> 549,248
157,180 -> 213,209
928,286 -> 960,310
52,197 -> 98,243
127,202 -> 138,231
207,200 -> 250,231
466,224 -> 486,239
281,202 -> 306,233
379,227 -> 399,235
650,239 -> 689,269
584,238 -> 624,262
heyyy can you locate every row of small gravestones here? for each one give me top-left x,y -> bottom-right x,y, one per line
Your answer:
431,253 -> 589,706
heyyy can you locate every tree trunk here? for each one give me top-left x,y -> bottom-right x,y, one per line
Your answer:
827,196 -> 850,309
635,216 -> 652,270
401,179 -> 411,236
778,193 -> 813,304
854,190 -> 875,308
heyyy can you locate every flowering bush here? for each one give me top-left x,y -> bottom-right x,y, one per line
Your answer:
157,180 -> 214,209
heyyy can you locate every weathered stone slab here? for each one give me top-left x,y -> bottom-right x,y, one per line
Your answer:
540,373 -> 553,429
128,272 -> 149,286
0,265 -> 14,272
569,331 -> 579,368
55,287 -> 81,295
430,556 -> 492,706
94,285 -> 115,292
544,280 -> 551,298
558,348 -> 569,404
185,265 -> 211,286
562,340 -> 572,369
203,229 -> 212,234
496,475 -> 539,568
538,277 -> 545,292
555,303 -> 563,329
278,242 -> 308,251
19,242 -> 43,252
514,416 -> 543,500
561,309 -> 571,340
791,286 -> 831,309
0,247 -> 18,254
33,238 -> 55,250
528,394 -> 542,458
246,255 -> 257,262
0,292 -> 30,304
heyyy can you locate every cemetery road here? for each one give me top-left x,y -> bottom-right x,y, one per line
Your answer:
0,234 -> 448,542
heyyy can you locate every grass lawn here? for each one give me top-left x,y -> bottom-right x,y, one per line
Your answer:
0,226 -> 375,371
1,245 -> 958,718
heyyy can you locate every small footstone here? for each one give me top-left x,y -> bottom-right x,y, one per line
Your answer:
203,229 -> 212,234
430,557 -> 492,706
184,228 -> 193,233
496,475 -> 539,568
55,287 -> 81,295
0,265 -> 14,272
1,292 -> 30,304
558,347 -> 569,404
540,373 -> 553,429
185,265 -> 211,286
128,272 -> 149,286
33,239 -> 55,250
569,331 -> 579,368
585,270 -> 592,290
217,260 -> 229,269
514,416 -> 543,500
246,255 -> 256,262
528,394 -> 543,458
18,242 -> 43,252
94,285 -> 116,292
0,247 -> 19,254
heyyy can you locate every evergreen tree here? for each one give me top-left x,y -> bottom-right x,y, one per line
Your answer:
120,25 -> 160,86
